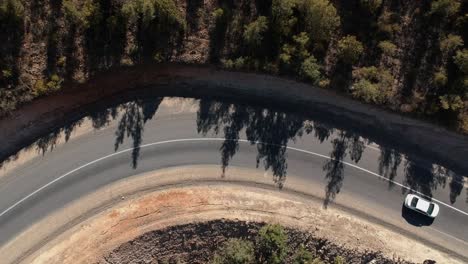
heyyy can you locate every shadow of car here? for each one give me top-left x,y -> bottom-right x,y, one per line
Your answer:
401,204 -> 435,226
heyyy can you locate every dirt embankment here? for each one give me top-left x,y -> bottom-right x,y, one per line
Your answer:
1,64 -> 468,176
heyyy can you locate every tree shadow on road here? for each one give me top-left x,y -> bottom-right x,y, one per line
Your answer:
322,131 -> 366,208
30,98 -> 162,169
1,96 -> 466,209
195,98 -> 369,202
114,98 -> 163,168
402,156 -> 447,199
378,146 -> 402,189
196,99 -> 312,188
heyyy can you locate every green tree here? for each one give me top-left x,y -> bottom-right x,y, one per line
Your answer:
211,238 -> 255,264
360,0 -> 382,15
122,0 -> 155,25
256,224 -> 288,264
271,0 -> 297,38
352,79 -> 379,103
301,0 -> 340,44
300,56 -> 321,83
378,40 -> 397,57
122,0 -> 184,26
337,35 -> 364,64
280,32 -> 310,68
352,66 -> 395,104
440,34 -> 463,56
377,11 -> 401,37
453,49 -> 468,74
121,0 -> 185,61
429,0 -> 461,18
63,0 -> 100,29
243,16 -> 269,50
0,0 -> 23,21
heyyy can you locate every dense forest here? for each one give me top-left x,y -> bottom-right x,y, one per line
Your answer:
0,0 -> 467,133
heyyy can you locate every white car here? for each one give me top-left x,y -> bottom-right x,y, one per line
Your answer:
404,194 -> 439,218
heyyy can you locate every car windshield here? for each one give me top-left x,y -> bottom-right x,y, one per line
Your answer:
411,197 -> 419,207
428,204 -> 435,214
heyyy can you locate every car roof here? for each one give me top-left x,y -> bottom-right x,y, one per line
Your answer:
415,198 -> 430,212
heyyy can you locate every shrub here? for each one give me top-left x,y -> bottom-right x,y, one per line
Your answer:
45,74 -> 63,93
352,66 -> 395,104
243,16 -> 269,49
319,78 -> 330,88
440,34 -> 463,56
300,56 -> 321,84
378,40 -> 397,57
453,49 -> 468,74
63,0 -> 100,29
337,35 -> 364,64
293,245 -> 314,264
439,94 -> 464,111
33,79 -> 48,97
301,0 -> 340,44
360,0 -> 382,15
430,0 -> 461,18
334,255 -> 346,264
433,69 -> 448,87
2,69 -> 12,79
256,224 -> 288,264
352,79 -> 379,103
222,59 -> 234,69
234,57 -> 246,70
211,238 -> 255,264
32,74 -> 63,97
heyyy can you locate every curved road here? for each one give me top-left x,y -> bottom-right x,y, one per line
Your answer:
0,99 -> 467,262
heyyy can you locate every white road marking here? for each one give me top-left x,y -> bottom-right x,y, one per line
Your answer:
1,137 -> 467,221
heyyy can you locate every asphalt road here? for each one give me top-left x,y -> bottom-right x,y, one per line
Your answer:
0,99 -> 467,262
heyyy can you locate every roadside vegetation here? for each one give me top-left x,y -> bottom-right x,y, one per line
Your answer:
212,224 -> 346,264
0,0 -> 467,134
104,220 -> 417,263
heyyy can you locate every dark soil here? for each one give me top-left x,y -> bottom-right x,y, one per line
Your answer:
99,219 -> 417,264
